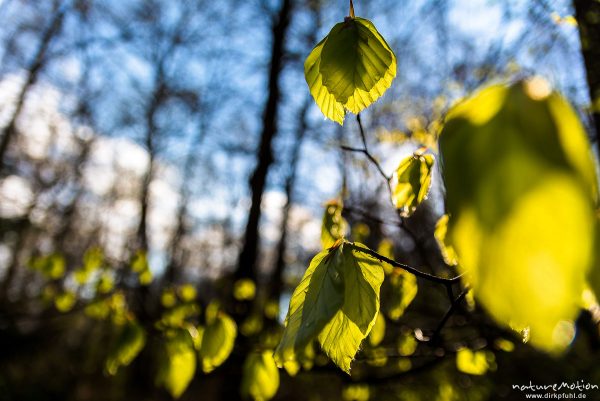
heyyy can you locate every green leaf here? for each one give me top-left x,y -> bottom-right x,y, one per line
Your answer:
305,17 -> 396,125
29,254 -> 66,279
54,291 -> 76,312
198,308 -> 237,373
241,351 -> 280,401
234,278 -> 257,301
274,241 -> 385,373
321,200 -> 347,249
105,321 -> 146,375
156,331 -> 196,399
131,250 -> 153,285
391,149 -> 434,217
434,214 -> 458,266
439,80 -> 598,354
383,269 -> 417,321
367,312 -> 386,347
455,348 -> 493,376
178,284 -> 197,302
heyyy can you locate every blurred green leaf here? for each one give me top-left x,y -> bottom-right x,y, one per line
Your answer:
54,291 -> 76,312
456,348 -> 494,376
275,240 -> 384,373
434,214 -> 458,266
156,331 -> 196,399
342,384 -> 370,401
367,312 -> 386,347
391,149 -> 434,217
178,284 -> 197,302
131,250 -> 153,285
305,17 -> 396,124
234,278 -> 257,301
29,253 -> 66,279
439,80 -> 598,353
241,351 -> 280,401
383,269 -> 418,321
198,308 -> 237,373
321,200 -> 347,249
105,321 -> 146,375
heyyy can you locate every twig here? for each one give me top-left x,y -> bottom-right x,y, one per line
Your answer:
430,287 -> 470,344
347,242 -> 461,285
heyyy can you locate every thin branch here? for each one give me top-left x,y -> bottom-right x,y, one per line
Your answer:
430,286 -> 470,344
348,114 -> 391,181
347,242 -> 461,285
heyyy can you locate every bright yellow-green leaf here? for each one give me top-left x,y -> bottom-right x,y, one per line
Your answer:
377,239 -> 394,274
198,310 -> 237,373
240,314 -> 264,337
456,348 -> 491,376
162,289 -> 178,308
494,338 -> 515,352
383,269 -> 417,321
159,304 -> 201,328
282,342 -> 314,377
305,17 -> 396,125
138,270 -> 153,285
30,254 -> 66,279
178,284 -> 197,302
156,331 -> 196,399
396,332 -> 418,356
264,300 -> 279,320
342,384 -> 370,401
241,351 -> 280,401
434,214 -> 458,266
391,149 -> 434,217
234,278 -> 257,301
439,80 -> 598,354
274,240 -> 385,373
54,291 -> 76,312
321,200 -> 347,249
74,248 -> 103,284
105,321 -> 146,375
97,272 -> 114,294
131,250 -> 153,285
368,312 -> 385,346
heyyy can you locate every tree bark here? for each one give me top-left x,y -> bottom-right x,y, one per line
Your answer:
270,99 -> 309,301
574,0 -> 600,154
235,0 -> 292,281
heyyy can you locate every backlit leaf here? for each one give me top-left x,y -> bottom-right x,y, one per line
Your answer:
321,200 -> 347,248
198,308 -> 237,373
234,278 -> 257,301
274,240 -> 385,373
434,214 -> 458,266
367,312 -> 386,346
305,17 -> 396,124
241,351 -> 280,401
54,291 -> 76,312
156,331 -> 196,399
391,149 -> 434,217
439,79 -> 598,353
456,348 -> 492,376
105,321 -> 146,375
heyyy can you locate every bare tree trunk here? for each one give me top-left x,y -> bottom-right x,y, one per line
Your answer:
0,2 -> 66,170
235,0 -> 292,282
574,0 -> 600,154
270,99 -> 309,301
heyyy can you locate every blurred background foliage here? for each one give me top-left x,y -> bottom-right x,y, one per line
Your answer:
0,0 -> 599,400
